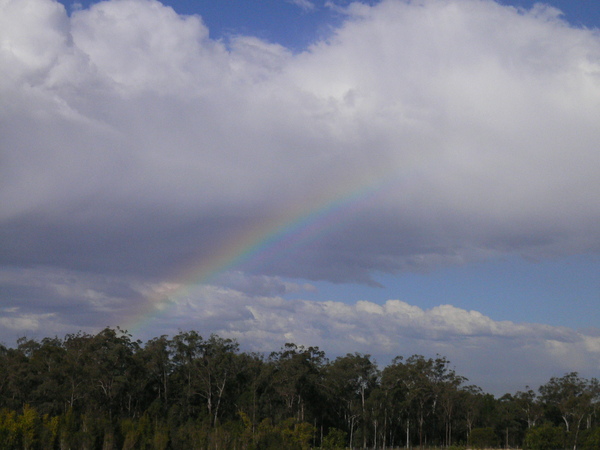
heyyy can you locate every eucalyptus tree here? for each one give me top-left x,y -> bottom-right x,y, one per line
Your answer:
514,388 -> 543,429
268,343 -> 327,423
27,337 -> 69,416
460,384 -> 485,439
365,384 -> 389,449
586,377 -> 600,430
62,331 -> 94,411
437,362 -> 467,447
170,330 -> 205,420
324,353 -> 379,448
5,338 -> 42,408
497,393 -> 528,449
136,335 -> 173,414
195,334 -> 241,426
539,372 -> 596,450
404,355 -> 439,447
0,343 -> 8,407
379,355 -> 464,448
229,350 -> 266,437
169,331 -> 244,426
81,327 -> 141,420
379,356 -> 410,447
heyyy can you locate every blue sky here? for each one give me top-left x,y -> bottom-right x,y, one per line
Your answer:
2,0 -> 600,395
64,0 -> 349,49
61,0 -> 600,49
298,254 -> 600,328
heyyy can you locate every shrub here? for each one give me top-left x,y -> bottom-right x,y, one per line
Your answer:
469,427 -> 499,449
581,426 -> 600,450
524,423 -> 566,450
322,427 -> 347,449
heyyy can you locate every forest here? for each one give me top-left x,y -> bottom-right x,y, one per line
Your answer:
0,327 -> 598,450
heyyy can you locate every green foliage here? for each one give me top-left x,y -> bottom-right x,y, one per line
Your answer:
524,423 -> 566,450
468,426 -> 499,449
581,426 -> 600,450
322,427 -> 347,449
41,414 -> 60,449
19,404 -> 41,450
0,328 -> 598,449
152,423 -> 170,450
0,408 -> 21,449
252,417 -> 315,450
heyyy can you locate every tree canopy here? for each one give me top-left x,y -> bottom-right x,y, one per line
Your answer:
0,327 -> 598,449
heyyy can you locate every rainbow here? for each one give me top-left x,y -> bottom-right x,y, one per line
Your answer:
127,169 -> 401,334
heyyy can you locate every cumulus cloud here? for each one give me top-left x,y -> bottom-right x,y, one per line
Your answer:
214,271 -> 314,297
1,0 -> 600,392
2,0 -> 599,284
0,263 -> 598,394
130,281 -> 600,395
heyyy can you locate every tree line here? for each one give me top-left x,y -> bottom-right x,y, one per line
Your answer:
0,327 -> 598,449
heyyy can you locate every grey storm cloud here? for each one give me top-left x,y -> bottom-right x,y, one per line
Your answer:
2,0 -> 599,284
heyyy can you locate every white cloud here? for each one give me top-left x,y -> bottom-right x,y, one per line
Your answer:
70,0 -> 227,93
287,0 -> 316,12
0,312 -> 57,332
0,0 -> 69,80
135,282 -> 600,395
0,264 -> 598,394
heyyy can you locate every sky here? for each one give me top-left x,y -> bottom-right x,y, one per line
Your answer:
1,0 -> 600,396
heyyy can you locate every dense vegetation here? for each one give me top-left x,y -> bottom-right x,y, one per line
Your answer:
0,327 -> 598,449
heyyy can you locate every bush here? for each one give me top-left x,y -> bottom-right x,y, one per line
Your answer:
581,426 -> 600,450
322,427 -> 347,449
524,423 -> 566,450
448,445 -> 466,450
469,427 -> 499,449
253,418 -> 315,450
